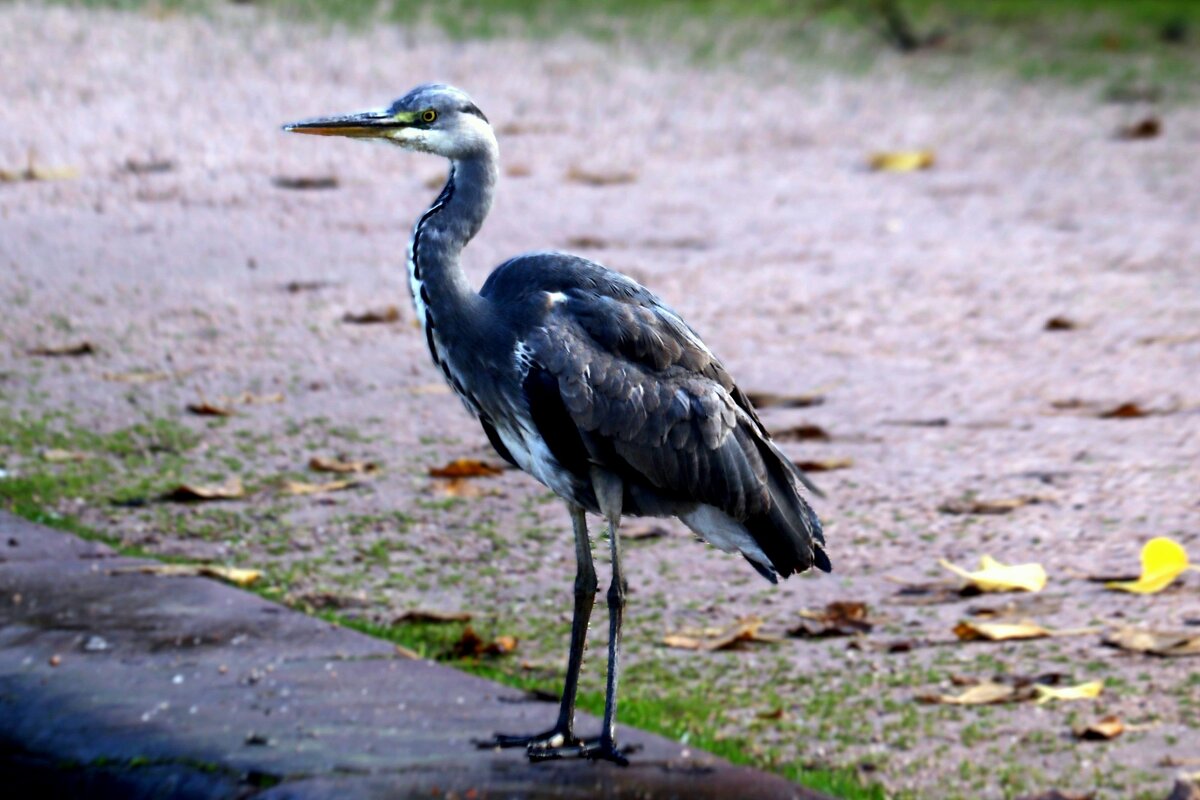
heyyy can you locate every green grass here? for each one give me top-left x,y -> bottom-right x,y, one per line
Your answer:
34,0 -> 1200,93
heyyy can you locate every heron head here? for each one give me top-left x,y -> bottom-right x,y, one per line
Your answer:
283,83 -> 494,159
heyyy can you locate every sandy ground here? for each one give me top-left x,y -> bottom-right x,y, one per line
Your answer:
2,4 -> 1199,798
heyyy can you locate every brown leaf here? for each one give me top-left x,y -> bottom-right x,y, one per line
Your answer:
272,175 -> 338,190
1117,116 -> 1161,140
103,370 -> 171,384
623,522 -> 671,541
789,601 -> 873,638
309,456 -> 378,475
434,478 -> 502,499
1074,715 -> 1125,741
124,157 -> 174,174
1098,401 -> 1150,419
428,458 -> 505,479
891,580 -> 964,605
449,626 -> 517,658
953,620 -> 1052,642
342,306 -> 401,324
756,707 -> 787,720
745,390 -> 825,409
164,477 -> 245,502
770,424 -> 831,442
28,342 -> 95,357
283,479 -> 360,496
918,682 -> 1017,705
505,163 -> 532,178
565,165 -> 637,186
938,496 -> 1041,515
284,280 -> 335,293
663,616 -> 780,652
1044,316 -> 1078,331
793,457 -> 853,472
1103,626 -> 1200,657
41,448 -> 90,463
395,609 -> 473,624
186,401 -> 235,417
565,235 -> 610,249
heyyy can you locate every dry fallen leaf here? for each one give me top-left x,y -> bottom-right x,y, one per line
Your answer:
428,458 -> 506,479
663,616 -> 780,651
793,457 -> 853,472
283,479 -> 360,496
1,151 -> 78,182
789,601 -> 873,638
28,342 -> 95,357
309,456 -> 379,475
745,390 -> 825,409
102,370 -> 171,384
124,157 -> 175,175
449,626 -> 517,658
940,555 -> 1048,593
918,682 -> 1017,706
953,620 -> 1052,642
272,175 -> 338,190
1103,626 -> 1200,657
1074,715 -> 1125,740
41,448 -> 90,463
112,563 -> 261,587
939,496 -> 1041,515
395,609 -> 473,624
342,306 -> 401,324
770,424 -> 831,442
1098,401 -> 1152,419
565,165 -> 637,186
1117,116 -> 1161,140
869,150 -> 935,172
164,478 -> 245,502
1034,680 -> 1104,704
434,478 -> 502,499
756,707 -> 787,720
622,522 -> 671,541
186,401 -> 235,417
1044,315 -> 1078,331
1105,537 -> 1196,594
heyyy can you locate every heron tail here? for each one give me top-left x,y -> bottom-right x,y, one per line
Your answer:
744,436 -> 831,580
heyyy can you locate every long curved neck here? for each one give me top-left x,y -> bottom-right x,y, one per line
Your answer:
408,151 -> 496,339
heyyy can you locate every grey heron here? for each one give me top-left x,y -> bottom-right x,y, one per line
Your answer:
284,83 -> 830,765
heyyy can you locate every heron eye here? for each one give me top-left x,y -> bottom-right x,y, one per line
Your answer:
421,109 -> 437,124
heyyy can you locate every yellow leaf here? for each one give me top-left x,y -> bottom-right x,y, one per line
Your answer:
1034,680 -> 1104,704
41,448 -> 90,463
1106,537 -> 1193,594
869,150 -> 935,172
1074,716 -> 1125,740
940,555 -> 1048,593
309,456 -> 378,474
953,620 -> 1052,641
920,682 -> 1016,706
663,616 -> 780,652
283,479 -> 359,496
113,563 -> 261,587
164,478 -> 245,501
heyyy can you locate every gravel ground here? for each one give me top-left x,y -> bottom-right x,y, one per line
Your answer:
2,4 -> 1198,798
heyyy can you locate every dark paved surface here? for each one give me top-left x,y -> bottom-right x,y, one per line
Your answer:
0,512 -> 831,799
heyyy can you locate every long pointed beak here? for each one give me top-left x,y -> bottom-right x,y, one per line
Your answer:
282,109 -> 405,138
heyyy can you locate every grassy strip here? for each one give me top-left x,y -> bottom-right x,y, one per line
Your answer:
42,0 -> 1200,93
0,408 -> 884,799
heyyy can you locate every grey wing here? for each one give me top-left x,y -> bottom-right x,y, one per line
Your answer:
522,288 -> 828,579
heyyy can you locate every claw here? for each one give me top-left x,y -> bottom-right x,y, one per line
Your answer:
473,728 -> 574,751
526,737 -> 639,765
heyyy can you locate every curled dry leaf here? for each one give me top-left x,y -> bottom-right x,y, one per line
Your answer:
28,342 -> 95,357
186,401 -> 235,417
342,305 -> 401,324
164,477 -> 245,502
283,479 -> 360,496
450,626 -> 517,658
793,457 -> 853,473
1034,680 -> 1104,704
1105,537 -> 1196,594
745,390 -> 825,409
434,478 -> 502,499
1098,401 -> 1152,419
112,563 -> 261,587
1044,315 -> 1078,331
869,150 -> 935,172
395,609 -> 473,624
663,616 -> 780,652
940,555 -> 1048,593
1103,627 -> 1200,657
918,681 -> 1016,706
789,601 -> 873,638
309,456 -> 378,475
41,448 -> 90,463
770,423 -> 831,443
939,496 -> 1042,515
272,175 -> 339,190
103,370 -> 171,384
428,458 -> 505,479
1074,716 -> 1124,741
565,165 -> 637,186
953,620 -> 1052,642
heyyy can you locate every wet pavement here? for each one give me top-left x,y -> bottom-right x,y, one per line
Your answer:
0,512 -> 828,799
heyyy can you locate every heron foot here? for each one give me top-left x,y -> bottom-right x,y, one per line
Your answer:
473,727 -> 578,751
527,736 -> 639,766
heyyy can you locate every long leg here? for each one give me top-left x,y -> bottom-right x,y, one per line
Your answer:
476,503 -> 596,751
